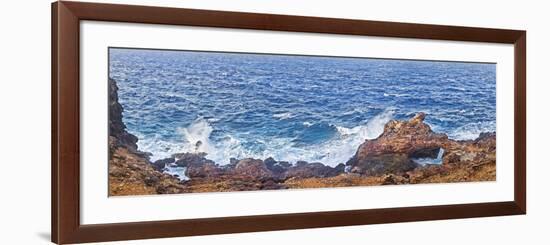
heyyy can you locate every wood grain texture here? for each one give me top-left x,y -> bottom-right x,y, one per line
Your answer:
61,1 -> 524,43
51,1 -> 527,244
51,2 -> 58,243
514,33 -> 527,213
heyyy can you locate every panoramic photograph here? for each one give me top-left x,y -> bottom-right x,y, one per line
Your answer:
108,48 -> 497,196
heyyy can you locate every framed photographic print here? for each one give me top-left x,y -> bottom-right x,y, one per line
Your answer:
51,1 -> 526,244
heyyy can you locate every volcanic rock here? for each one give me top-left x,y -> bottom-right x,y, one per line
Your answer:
108,78 -> 139,151
173,152 -> 214,167
152,157 -> 175,171
283,162 -> 345,179
346,113 -> 449,176
108,78 -> 186,196
234,158 -> 274,179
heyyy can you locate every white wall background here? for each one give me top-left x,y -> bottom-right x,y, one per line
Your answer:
0,0 -> 547,244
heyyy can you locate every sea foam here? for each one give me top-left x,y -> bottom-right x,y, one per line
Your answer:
138,109 -> 396,167
273,112 -> 294,120
449,121 -> 495,140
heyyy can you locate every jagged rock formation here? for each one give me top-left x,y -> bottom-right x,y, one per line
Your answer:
108,77 -> 496,195
108,78 -> 185,196
346,112 -> 496,183
283,162 -> 345,179
346,113 -> 448,175
108,78 -> 139,151
109,139 -> 186,195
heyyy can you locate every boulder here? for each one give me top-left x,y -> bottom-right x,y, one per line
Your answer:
283,162 -> 344,179
263,157 -> 290,175
234,158 -> 274,179
185,162 -> 225,178
152,157 -> 175,171
170,152 -> 224,178
263,157 -> 277,167
172,152 -> 214,167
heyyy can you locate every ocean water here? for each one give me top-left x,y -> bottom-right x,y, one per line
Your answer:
109,48 -> 496,166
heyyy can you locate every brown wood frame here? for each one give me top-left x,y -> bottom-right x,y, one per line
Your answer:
51,1 -> 526,244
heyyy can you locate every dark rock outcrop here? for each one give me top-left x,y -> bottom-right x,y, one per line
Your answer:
186,161 -> 225,178
167,154 -> 348,183
173,152 -> 215,167
108,78 -> 186,196
234,158 -> 274,179
152,157 -> 175,171
263,157 -> 291,175
283,162 -> 345,179
164,152 -> 225,178
108,78 -> 138,151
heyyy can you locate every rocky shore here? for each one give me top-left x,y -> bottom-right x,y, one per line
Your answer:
108,78 -> 496,196
109,78 -> 187,195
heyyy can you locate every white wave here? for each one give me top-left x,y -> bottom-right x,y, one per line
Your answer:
335,125 -> 362,136
336,108 -> 394,140
135,118 -> 217,162
273,112 -> 293,120
138,109 -> 396,167
301,109 -> 395,165
303,121 -> 313,127
178,118 -> 214,153
448,121 -> 495,140
364,108 -> 395,139
135,134 -> 184,161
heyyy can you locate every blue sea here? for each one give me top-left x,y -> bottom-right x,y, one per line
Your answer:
109,48 -> 496,166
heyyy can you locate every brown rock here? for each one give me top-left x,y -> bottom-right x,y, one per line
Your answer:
186,162 -> 225,178
144,176 -> 160,186
234,158 -> 274,179
347,113 -> 448,176
108,78 -> 186,196
283,162 -> 345,179
109,146 -> 185,196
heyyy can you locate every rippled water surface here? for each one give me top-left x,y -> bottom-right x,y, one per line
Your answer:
109,48 -> 496,166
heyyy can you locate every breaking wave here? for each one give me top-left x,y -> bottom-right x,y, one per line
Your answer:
448,121 -> 496,140
138,109 -> 396,167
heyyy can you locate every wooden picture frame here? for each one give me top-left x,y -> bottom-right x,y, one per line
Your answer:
51,1 -> 526,244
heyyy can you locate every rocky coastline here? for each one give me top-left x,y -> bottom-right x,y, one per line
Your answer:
108,78 -> 496,196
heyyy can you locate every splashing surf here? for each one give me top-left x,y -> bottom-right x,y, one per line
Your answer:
138,109 -> 396,167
